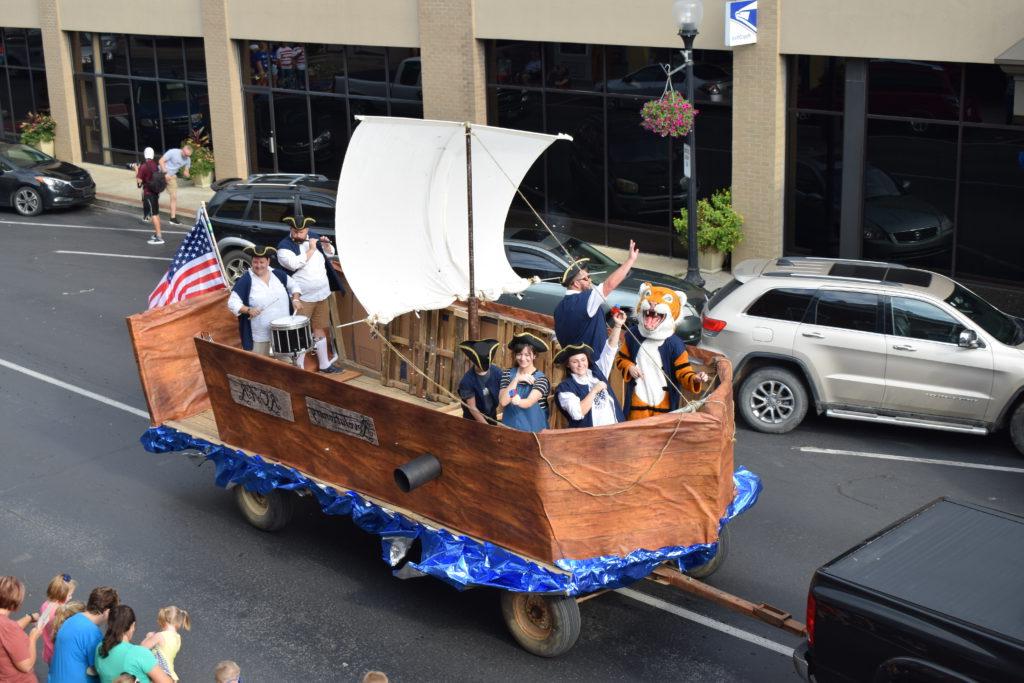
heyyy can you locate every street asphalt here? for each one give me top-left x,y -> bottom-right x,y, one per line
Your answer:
1,203 -> 1022,682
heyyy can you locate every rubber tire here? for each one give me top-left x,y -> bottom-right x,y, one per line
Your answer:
234,485 -> 294,532
737,366 -> 809,434
222,249 -> 252,285
13,186 -> 43,217
685,525 -> 731,580
500,592 -> 581,657
1010,401 -> 1024,458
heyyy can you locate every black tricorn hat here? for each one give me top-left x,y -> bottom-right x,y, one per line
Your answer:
560,257 -> 591,288
243,244 -> 277,258
553,343 -> 594,366
508,332 -> 549,354
457,338 -> 500,371
282,216 -> 316,230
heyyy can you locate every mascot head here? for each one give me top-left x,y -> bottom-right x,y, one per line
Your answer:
637,282 -> 687,341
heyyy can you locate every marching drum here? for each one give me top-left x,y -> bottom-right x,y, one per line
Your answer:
270,315 -> 314,360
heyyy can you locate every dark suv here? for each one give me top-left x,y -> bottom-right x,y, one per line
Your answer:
207,174 -> 336,281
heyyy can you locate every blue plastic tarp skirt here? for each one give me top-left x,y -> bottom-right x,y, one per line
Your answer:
142,425 -> 761,595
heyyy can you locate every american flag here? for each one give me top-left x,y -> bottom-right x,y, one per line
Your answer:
147,207 -> 227,309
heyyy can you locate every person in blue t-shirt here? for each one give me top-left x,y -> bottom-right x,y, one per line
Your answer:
553,239 -> 639,354
456,338 -> 502,424
49,586 -> 118,683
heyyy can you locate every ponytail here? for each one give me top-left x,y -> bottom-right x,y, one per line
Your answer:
99,605 -> 136,659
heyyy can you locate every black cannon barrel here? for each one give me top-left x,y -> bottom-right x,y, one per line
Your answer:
394,453 -> 442,493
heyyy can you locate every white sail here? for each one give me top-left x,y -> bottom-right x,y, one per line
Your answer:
335,117 -> 570,324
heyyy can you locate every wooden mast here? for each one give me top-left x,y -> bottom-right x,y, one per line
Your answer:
465,123 -> 480,339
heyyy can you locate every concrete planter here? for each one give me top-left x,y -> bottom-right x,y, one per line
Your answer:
699,249 -> 726,274
33,139 -> 55,157
191,172 -> 211,189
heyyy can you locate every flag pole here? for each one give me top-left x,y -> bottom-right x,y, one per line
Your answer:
201,201 -> 231,286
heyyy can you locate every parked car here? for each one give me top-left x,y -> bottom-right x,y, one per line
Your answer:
794,158 -> 954,262
794,497 -> 1024,682
0,142 -> 95,216
699,257 -> 1024,455
207,175 -> 707,342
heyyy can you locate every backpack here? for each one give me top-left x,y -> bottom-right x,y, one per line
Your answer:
145,168 -> 167,194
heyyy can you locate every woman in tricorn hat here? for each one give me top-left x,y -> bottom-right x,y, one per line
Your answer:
498,333 -> 550,432
554,307 -> 627,428
226,245 -> 302,355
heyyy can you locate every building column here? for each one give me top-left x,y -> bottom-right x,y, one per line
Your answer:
37,0 -> 80,162
730,0 -> 786,263
201,0 -> 248,180
417,0 -> 486,123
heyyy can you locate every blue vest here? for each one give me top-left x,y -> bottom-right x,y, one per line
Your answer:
554,291 -> 606,353
277,232 -> 346,294
232,269 -> 291,350
621,325 -> 687,414
555,365 -> 624,428
457,366 -> 501,421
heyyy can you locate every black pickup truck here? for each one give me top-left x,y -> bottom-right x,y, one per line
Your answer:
794,498 -> 1024,682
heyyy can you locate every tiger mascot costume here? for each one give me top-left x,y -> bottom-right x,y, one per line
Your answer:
615,282 -> 705,420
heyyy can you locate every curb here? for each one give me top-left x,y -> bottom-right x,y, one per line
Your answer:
93,192 -> 198,220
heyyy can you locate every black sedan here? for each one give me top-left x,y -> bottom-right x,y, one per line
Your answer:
0,142 -> 96,216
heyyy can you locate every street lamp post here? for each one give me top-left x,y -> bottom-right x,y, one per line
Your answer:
673,0 -> 705,287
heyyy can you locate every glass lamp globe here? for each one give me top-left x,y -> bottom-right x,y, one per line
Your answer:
672,0 -> 704,32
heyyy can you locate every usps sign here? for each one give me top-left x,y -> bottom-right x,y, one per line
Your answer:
725,0 -> 758,47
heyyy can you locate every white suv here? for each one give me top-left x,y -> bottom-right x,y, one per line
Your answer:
700,257 -> 1024,455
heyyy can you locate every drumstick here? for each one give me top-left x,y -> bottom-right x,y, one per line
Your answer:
252,296 -> 282,317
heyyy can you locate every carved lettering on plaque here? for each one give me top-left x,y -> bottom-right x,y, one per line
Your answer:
228,375 -> 294,421
305,397 -> 379,446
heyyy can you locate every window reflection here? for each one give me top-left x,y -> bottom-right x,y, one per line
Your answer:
795,56 -> 844,111
790,113 -> 843,257
130,36 -> 156,78
868,60 -> 962,121
240,40 -> 419,178
0,28 -> 49,142
543,44 -> 603,92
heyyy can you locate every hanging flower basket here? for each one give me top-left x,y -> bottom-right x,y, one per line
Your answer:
640,91 -> 698,138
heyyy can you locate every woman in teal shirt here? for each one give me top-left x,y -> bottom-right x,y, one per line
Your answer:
94,606 -> 171,683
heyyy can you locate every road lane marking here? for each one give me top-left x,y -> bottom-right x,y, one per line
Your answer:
54,250 -> 171,261
618,588 -> 796,657
0,357 -> 149,419
798,447 -> 1024,474
0,218 -> 187,235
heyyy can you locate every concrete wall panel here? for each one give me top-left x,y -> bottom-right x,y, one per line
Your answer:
475,0 -> 729,51
0,0 -> 39,27
226,0 -> 419,47
781,0 -> 1024,63
57,0 -> 203,36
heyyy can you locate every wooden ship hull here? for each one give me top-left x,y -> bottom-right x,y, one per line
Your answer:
128,288 -> 737,565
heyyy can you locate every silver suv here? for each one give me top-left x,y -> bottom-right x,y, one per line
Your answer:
700,257 -> 1024,455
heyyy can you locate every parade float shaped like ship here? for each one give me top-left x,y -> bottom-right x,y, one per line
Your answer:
128,117 -> 760,654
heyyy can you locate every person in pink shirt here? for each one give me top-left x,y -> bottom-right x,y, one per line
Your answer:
38,573 -> 76,666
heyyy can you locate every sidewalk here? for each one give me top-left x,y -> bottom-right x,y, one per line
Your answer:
81,161 -> 733,289
83,161 -> 214,220
598,244 -> 733,291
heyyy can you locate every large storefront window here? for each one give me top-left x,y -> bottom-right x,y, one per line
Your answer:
71,32 -> 209,166
486,41 -> 733,256
787,56 -> 1024,310
0,28 -> 50,142
240,42 -> 421,180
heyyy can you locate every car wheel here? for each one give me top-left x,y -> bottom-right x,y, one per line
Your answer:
1010,402 -> 1024,458
738,366 -> 808,434
13,186 -> 43,216
222,249 -> 252,285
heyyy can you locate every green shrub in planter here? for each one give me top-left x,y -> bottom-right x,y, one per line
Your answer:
182,127 -> 215,178
673,188 -> 744,255
18,112 -> 56,146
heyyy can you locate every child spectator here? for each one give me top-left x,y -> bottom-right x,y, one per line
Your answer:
38,573 -> 77,666
456,338 -> 502,424
139,606 -> 190,681
213,660 -> 240,683
49,601 -> 85,641
362,672 -> 389,683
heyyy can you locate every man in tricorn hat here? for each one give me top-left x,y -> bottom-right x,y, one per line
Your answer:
456,338 -> 502,424
227,245 -> 302,356
276,215 -> 345,373
553,240 -> 639,354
